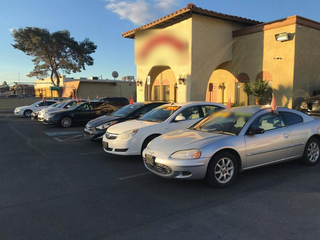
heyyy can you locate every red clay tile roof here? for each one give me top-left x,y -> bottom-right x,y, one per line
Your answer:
122,3 -> 262,39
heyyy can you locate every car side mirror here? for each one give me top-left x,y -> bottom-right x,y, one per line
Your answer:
175,115 -> 186,122
248,127 -> 265,135
36,104 -> 40,107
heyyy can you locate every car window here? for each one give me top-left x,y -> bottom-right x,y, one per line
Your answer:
46,101 -> 56,106
177,106 -> 200,120
65,102 -> 77,108
250,113 -> 285,131
136,105 -> 155,116
201,106 -> 222,117
79,103 -> 92,111
279,112 -> 303,126
37,102 -> 45,106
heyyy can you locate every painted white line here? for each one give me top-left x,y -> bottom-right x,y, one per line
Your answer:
62,134 -> 83,141
119,172 -> 152,181
81,151 -> 102,156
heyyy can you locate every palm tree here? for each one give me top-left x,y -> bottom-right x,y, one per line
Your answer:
244,80 -> 272,105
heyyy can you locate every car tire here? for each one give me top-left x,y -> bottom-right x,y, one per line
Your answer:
205,151 -> 238,188
23,110 -> 32,118
60,116 -> 73,128
301,137 -> 320,166
141,135 -> 160,155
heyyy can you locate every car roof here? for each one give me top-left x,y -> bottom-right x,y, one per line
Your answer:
161,101 -> 226,108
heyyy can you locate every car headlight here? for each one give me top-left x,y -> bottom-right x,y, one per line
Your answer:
118,129 -> 139,140
96,121 -> 117,130
171,149 -> 201,159
300,101 -> 307,109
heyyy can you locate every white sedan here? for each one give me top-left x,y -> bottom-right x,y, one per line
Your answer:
14,100 -> 57,118
102,102 -> 225,156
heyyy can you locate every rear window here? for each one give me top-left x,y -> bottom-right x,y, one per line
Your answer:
280,112 -> 303,126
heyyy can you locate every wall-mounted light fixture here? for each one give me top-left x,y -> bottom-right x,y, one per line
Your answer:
136,79 -> 143,86
275,32 -> 289,42
178,75 -> 186,85
218,82 -> 226,90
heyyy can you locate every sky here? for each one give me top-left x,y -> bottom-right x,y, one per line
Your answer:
0,0 -> 320,85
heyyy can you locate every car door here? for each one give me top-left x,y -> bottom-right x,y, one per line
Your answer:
73,103 -> 93,123
169,106 -> 202,132
279,111 -> 306,158
245,112 -> 292,168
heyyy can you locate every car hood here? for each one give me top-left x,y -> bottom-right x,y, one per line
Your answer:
148,129 -> 232,155
107,120 -> 159,134
16,105 -> 30,110
87,115 -> 120,127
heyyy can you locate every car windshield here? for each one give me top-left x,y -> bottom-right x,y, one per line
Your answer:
50,102 -> 60,108
112,104 -> 143,117
68,102 -> 84,110
191,110 -> 253,135
55,102 -> 67,108
30,101 -> 43,107
140,105 -> 181,122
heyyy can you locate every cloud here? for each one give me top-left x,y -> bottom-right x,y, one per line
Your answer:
105,0 -> 182,25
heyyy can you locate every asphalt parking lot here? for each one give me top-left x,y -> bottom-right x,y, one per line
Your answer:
1,113 -> 320,240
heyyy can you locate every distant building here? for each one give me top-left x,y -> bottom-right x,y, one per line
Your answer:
34,75 -> 136,100
12,84 -> 35,97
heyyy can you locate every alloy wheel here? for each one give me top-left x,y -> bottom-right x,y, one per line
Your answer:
307,142 -> 319,163
214,157 -> 234,184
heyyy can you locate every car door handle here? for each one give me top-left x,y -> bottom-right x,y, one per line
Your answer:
283,133 -> 290,138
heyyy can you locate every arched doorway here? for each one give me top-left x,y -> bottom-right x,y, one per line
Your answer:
235,73 -> 250,105
146,66 -> 177,102
206,68 -> 236,104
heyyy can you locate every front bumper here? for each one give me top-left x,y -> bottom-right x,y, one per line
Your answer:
102,133 -> 142,155
142,148 -> 210,180
31,112 -> 38,120
84,127 -> 105,140
14,109 -> 22,116
43,116 -> 59,125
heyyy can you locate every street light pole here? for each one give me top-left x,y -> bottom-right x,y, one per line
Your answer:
18,73 -> 20,84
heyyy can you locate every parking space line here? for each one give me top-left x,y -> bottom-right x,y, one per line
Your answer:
81,151 -> 103,156
118,172 -> 152,180
43,131 -> 83,137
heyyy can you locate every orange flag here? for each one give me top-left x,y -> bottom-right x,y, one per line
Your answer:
42,96 -> 45,102
76,96 -> 78,103
96,95 -> 99,99
271,93 -> 278,114
226,97 -> 232,109
130,95 -> 133,104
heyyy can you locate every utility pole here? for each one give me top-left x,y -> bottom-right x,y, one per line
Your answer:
18,73 -> 20,84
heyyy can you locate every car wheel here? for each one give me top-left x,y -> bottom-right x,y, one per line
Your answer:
23,110 -> 32,118
206,151 -> 238,188
301,137 -> 320,166
60,116 -> 73,128
141,135 -> 160,155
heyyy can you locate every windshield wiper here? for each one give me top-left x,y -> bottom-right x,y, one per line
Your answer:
207,130 -> 236,136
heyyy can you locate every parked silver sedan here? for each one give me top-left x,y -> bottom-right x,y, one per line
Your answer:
143,106 -> 320,187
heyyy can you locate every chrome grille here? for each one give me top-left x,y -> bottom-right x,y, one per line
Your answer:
145,161 -> 172,175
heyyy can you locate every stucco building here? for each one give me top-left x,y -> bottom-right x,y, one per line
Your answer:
34,75 -> 136,100
123,3 -> 320,109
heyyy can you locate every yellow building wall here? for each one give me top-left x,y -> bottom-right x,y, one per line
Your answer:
77,82 -> 136,100
190,15 -> 252,102
135,18 -> 192,102
293,25 -> 320,108
225,24 -> 296,107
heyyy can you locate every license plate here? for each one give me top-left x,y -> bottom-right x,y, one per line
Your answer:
145,154 -> 155,165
